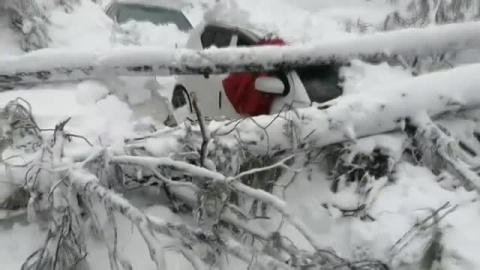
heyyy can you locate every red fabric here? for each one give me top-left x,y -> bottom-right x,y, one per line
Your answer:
222,38 -> 287,116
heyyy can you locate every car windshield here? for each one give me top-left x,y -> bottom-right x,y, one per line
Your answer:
116,4 -> 192,32
294,64 -> 343,104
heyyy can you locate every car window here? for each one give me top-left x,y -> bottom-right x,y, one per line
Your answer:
214,32 -> 233,48
200,30 -> 215,48
115,4 -> 193,32
201,26 -> 233,49
106,5 -> 115,18
295,64 -> 343,104
236,33 -> 256,46
200,25 -> 259,49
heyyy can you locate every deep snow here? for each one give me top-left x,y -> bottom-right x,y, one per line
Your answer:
1,0 -> 480,270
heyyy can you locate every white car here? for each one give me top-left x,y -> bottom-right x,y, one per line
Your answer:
169,20 -> 344,124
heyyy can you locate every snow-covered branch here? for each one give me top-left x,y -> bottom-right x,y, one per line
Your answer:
22,118 -> 88,270
1,21 -> 480,85
69,169 -> 167,270
70,167 -> 304,270
408,112 -> 480,191
111,154 -> 333,254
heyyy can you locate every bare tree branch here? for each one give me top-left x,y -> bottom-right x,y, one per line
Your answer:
191,92 -> 211,169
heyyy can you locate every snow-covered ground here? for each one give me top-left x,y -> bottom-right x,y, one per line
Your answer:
1,0 -> 480,269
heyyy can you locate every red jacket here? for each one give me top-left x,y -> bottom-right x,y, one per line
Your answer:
222,38 -> 286,116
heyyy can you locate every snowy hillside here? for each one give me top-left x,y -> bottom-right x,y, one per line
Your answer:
1,0 -> 480,270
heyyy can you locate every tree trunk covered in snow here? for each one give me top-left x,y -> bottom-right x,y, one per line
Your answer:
1,21 -> 480,86
122,61 -> 480,162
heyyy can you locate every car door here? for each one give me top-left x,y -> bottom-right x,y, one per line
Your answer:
180,25 -> 240,121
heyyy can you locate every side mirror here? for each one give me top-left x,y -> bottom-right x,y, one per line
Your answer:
255,77 -> 285,95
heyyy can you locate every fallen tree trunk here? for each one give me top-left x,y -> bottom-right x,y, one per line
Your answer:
1,21 -> 480,86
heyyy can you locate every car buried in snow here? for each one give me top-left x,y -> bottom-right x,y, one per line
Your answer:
168,20 -> 345,125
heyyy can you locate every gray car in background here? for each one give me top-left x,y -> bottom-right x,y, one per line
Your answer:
101,0 -> 194,127
105,0 -> 193,32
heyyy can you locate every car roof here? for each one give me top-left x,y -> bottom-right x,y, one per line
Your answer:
209,21 -> 260,39
203,20 -> 269,42
185,20 -> 273,50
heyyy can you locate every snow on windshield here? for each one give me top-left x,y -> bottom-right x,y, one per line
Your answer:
114,3 -> 192,32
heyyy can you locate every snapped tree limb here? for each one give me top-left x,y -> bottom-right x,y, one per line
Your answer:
69,168 -> 298,270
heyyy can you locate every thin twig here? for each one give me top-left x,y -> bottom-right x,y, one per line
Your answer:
190,92 -> 210,168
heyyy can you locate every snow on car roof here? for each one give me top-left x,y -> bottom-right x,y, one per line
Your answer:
203,1 -> 270,38
110,0 -> 190,10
